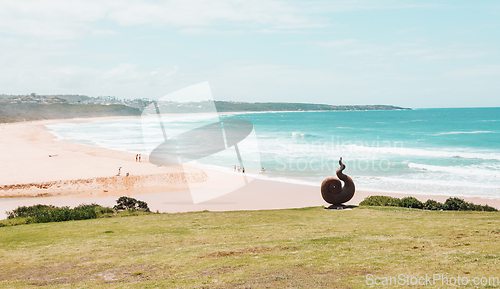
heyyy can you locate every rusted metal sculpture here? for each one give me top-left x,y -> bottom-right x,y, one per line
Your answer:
321,157 -> 355,209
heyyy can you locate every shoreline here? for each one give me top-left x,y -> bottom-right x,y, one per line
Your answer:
1,115 -> 500,220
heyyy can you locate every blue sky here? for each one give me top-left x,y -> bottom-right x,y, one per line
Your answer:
0,1 -> 499,108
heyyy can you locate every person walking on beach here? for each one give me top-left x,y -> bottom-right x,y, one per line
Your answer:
234,165 -> 236,172
139,154 -> 141,162
242,168 -> 245,173
136,154 -> 138,162
117,167 -> 122,176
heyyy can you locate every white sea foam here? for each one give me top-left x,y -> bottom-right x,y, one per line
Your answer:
433,131 -> 494,135
341,144 -> 500,161
291,132 -> 313,138
408,163 -> 500,177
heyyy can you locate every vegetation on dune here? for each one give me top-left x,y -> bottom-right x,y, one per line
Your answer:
1,197 -> 150,227
360,195 -> 498,211
4,204 -> 113,225
357,195 -> 402,207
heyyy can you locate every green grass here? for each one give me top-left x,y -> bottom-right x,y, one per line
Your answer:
1,207 -> 500,288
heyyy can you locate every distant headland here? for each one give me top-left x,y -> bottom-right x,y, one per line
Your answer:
0,93 -> 410,123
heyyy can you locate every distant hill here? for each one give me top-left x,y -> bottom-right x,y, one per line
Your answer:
152,101 -> 410,113
214,101 -> 409,112
0,103 -> 141,123
0,94 -> 410,123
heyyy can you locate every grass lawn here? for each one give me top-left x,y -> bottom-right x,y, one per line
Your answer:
1,206 -> 500,288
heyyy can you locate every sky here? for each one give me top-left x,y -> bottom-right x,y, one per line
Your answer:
0,0 -> 499,108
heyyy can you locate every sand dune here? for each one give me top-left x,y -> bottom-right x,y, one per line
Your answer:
0,172 -> 207,198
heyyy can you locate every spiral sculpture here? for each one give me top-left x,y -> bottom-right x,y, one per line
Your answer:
321,157 -> 355,208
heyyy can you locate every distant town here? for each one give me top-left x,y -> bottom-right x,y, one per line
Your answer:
0,93 -> 153,110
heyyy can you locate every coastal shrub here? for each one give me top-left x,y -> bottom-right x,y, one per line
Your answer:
2,202 -> 154,227
359,196 -> 401,207
359,195 -> 498,212
423,199 -> 443,210
30,207 -> 73,223
7,204 -> 58,219
28,204 -> 103,223
399,197 -> 423,209
5,203 -> 115,224
476,205 -> 498,212
442,198 -> 498,212
114,196 -> 150,212
94,205 -> 114,214
443,198 -> 473,211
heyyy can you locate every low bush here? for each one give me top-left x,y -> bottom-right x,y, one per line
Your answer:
114,196 -> 150,212
360,196 -> 498,212
443,197 -> 473,211
423,199 -> 443,210
5,203 -> 115,224
7,204 -> 58,219
476,205 -> 498,212
2,198 -> 151,227
359,196 -> 401,207
399,197 -> 423,209
442,198 -> 498,212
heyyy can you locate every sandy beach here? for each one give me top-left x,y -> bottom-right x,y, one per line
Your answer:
1,116 -> 500,220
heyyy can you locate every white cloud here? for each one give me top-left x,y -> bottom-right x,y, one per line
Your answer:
202,61 -> 417,105
445,65 -> 500,78
179,28 -> 246,35
0,62 -> 179,98
0,0 -> 326,39
107,0 -> 320,28
0,0 -> 108,39
310,38 -> 494,62
304,0 -> 444,13
0,0 -> 448,39
91,29 -> 119,37
0,1 -> 476,41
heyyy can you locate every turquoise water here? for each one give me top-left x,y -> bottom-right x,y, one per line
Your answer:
47,108 -> 500,199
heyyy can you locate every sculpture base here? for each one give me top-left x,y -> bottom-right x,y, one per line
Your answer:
325,204 -> 348,210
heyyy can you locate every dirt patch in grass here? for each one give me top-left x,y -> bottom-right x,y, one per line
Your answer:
1,262 -> 167,286
199,245 -> 295,258
218,267 -> 374,289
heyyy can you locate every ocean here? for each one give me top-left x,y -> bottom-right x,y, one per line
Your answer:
46,108 -> 500,199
